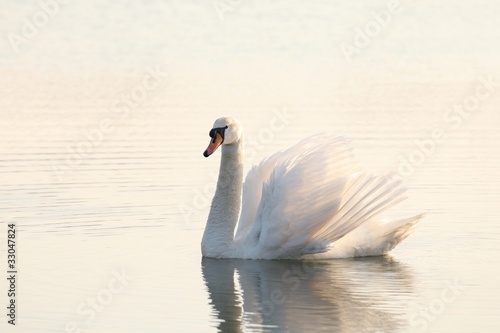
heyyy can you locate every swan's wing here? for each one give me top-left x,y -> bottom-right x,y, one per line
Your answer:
235,153 -> 296,240
234,151 -> 283,241
238,135 -> 408,259
235,134 -> 358,241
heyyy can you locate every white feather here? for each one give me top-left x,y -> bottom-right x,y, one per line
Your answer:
202,118 -> 425,259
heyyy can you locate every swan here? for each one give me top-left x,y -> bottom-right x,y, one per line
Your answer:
202,117 -> 424,259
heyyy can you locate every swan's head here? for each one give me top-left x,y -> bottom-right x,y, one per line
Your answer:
203,117 -> 242,157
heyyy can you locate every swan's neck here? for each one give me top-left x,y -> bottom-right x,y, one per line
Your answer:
202,140 -> 243,258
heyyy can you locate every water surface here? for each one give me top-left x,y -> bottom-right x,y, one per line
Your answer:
1,1 -> 500,332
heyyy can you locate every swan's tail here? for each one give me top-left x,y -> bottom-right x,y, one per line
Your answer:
381,213 -> 426,250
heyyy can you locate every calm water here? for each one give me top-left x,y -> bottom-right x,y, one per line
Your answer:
1,1 -> 500,332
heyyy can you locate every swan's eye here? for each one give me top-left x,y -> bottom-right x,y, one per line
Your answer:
209,126 -> 229,139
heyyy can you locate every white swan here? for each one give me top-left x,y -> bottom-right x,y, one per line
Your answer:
202,117 -> 424,259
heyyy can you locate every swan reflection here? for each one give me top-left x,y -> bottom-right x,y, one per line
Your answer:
202,256 -> 415,333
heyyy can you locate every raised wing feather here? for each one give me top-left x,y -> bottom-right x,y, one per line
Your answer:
235,135 -> 358,242
238,135 -> 388,258
236,134 -> 410,259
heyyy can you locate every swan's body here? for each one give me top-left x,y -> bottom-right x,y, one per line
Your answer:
202,117 -> 424,259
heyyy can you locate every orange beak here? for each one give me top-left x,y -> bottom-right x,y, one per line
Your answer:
204,132 -> 223,157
